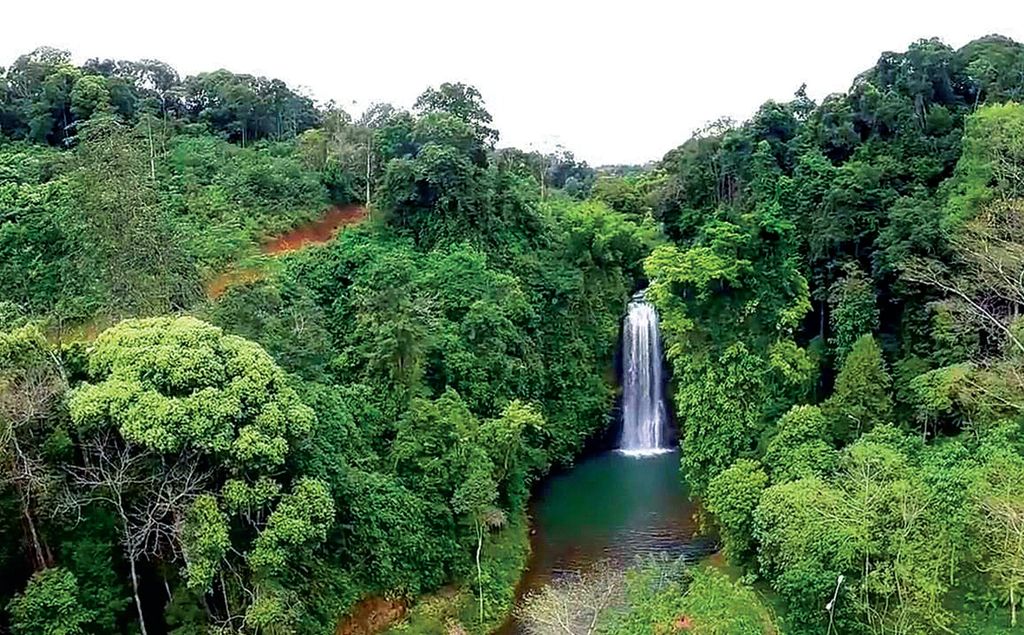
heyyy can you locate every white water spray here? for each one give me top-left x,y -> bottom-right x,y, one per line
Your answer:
618,291 -> 670,457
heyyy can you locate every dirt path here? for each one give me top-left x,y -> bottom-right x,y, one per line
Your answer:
52,205 -> 367,342
205,204 -> 366,299
262,205 -> 366,255
335,597 -> 407,635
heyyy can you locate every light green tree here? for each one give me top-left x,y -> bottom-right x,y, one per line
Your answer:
822,335 -> 894,443
705,459 -> 768,563
67,317 -> 324,632
69,75 -> 110,122
828,264 -> 878,361
970,449 -> 1024,627
764,405 -> 837,484
8,568 -> 92,635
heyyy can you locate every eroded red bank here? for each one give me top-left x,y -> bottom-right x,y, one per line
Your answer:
206,205 -> 366,299
261,205 -> 366,255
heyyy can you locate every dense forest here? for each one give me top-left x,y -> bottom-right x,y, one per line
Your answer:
0,47 -> 649,634
2,33 -> 1024,635
646,34 -> 1024,634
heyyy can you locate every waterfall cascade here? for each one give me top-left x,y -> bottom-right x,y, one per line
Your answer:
618,291 -> 670,457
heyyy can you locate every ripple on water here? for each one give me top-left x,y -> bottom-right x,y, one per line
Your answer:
498,450 -> 715,633
509,450 -> 713,601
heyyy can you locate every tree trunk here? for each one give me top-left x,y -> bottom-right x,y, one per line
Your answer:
128,555 -> 149,635
220,572 -> 233,624
146,116 -> 156,181
366,139 -> 372,206
1012,586 -> 1017,627
22,503 -> 46,570
476,521 -> 484,629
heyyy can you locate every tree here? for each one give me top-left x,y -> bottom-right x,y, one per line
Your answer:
479,401 -> 545,510
414,82 -> 498,147
822,335 -> 894,443
349,248 -> 433,394
756,430 -> 956,634
591,175 -> 650,217
971,449 -> 1024,627
8,568 -> 92,635
2,47 -> 73,139
180,494 -> 229,592
670,567 -> 779,635
943,102 -> 1024,226
0,322 -> 64,570
516,562 -> 624,635
705,459 -> 768,563
763,405 -> 837,484
248,478 -> 334,576
69,75 -> 111,122
68,116 -> 200,319
181,70 -> 319,143
905,198 -> 1024,359
451,454 -> 499,629
68,316 -> 314,466
669,344 -> 769,495
828,264 -> 879,360
65,316 -> 322,632
63,431 -> 208,635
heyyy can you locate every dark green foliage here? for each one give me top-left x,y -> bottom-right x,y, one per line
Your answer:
5,33 -> 1024,635
0,48 -> 317,146
181,70 -> 319,144
414,82 -> 498,147
337,467 -> 459,593
55,510 -> 131,634
647,34 -> 1024,635
375,111 -> 542,249
204,278 -> 334,380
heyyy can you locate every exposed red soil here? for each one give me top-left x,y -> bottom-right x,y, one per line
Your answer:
334,596 -> 407,635
205,267 -> 265,301
261,205 -> 366,255
204,205 -> 366,299
50,206 -> 367,344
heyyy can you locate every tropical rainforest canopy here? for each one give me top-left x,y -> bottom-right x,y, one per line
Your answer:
2,33 -> 1024,634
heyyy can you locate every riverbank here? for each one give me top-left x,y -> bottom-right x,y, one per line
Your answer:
380,512 -> 531,634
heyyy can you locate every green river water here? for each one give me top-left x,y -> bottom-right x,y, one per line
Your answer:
499,449 -> 712,632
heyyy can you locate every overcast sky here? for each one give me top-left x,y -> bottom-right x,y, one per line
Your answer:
3,0 -> 1024,165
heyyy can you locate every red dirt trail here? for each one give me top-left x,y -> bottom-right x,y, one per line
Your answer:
261,205 -> 366,255
205,205 -> 366,300
334,596 -> 406,635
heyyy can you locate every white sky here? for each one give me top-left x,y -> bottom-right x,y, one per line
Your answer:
3,0 -> 1024,165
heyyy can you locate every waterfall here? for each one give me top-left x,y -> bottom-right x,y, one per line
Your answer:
618,291 -> 670,457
